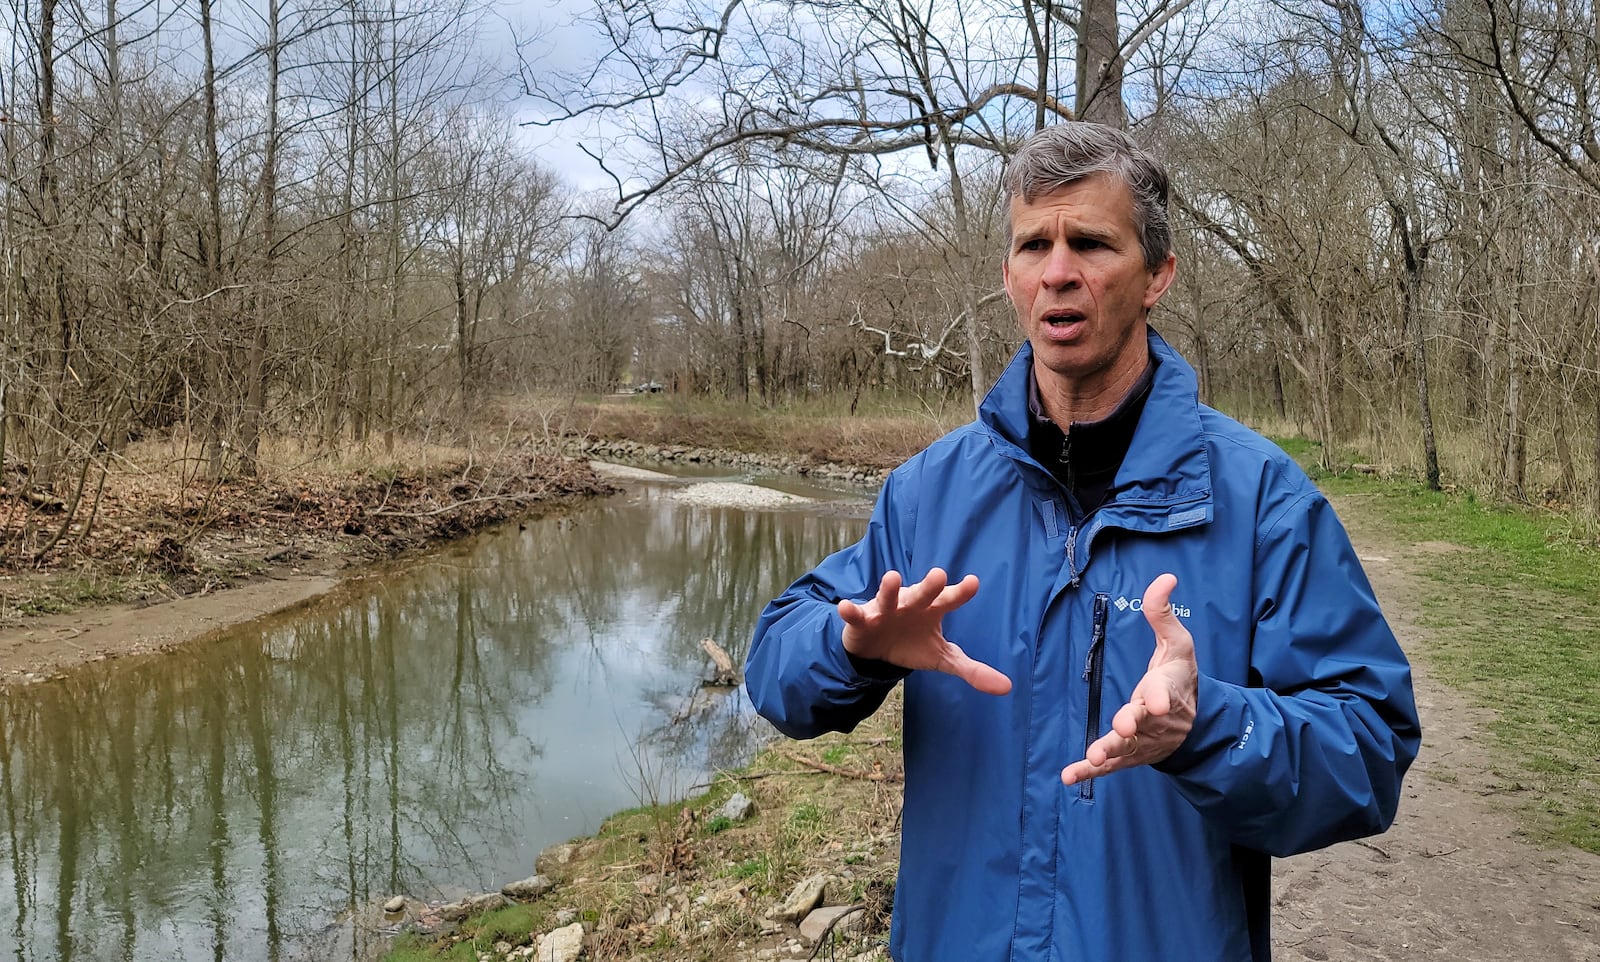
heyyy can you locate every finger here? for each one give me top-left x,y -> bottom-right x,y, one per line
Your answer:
876,569 -> 905,615
1061,749 -> 1131,786
1141,573 -> 1195,663
901,567 -> 949,609
931,573 -> 980,612
1110,701 -> 1148,739
942,646 -> 1012,696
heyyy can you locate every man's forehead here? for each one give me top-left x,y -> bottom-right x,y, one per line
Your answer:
1009,176 -> 1137,228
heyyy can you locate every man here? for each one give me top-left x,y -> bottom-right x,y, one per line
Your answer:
744,122 -> 1420,961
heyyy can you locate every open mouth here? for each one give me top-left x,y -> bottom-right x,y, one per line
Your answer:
1042,310 -> 1085,328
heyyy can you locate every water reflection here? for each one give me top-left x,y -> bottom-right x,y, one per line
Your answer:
0,479 -> 867,961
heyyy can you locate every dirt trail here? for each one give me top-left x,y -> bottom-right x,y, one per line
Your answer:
1273,496 -> 1600,961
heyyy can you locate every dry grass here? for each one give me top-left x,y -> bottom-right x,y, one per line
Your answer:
562,394 -> 965,471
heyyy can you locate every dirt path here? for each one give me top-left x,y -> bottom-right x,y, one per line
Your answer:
1273,497 -> 1600,961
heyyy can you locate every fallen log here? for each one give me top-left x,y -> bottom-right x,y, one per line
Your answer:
700,637 -> 740,686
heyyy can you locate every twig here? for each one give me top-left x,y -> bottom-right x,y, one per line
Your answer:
1353,840 -> 1393,861
1421,846 -> 1459,858
806,905 -> 868,960
783,752 -> 903,782
371,493 -> 534,518
686,769 -> 812,791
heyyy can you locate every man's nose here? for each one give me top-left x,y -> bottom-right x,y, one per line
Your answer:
1041,247 -> 1082,289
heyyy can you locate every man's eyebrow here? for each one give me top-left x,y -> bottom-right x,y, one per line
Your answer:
1074,224 -> 1120,245
1011,225 -> 1047,246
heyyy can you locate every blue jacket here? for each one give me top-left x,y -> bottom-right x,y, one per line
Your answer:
745,330 -> 1421,962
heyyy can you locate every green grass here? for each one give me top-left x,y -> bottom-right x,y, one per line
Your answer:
1318,473 -> 1600,852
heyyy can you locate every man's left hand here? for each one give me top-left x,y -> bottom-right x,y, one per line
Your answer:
1061,572 -> 1198,786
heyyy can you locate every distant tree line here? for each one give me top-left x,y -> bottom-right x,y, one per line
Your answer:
4,0 -> 1598,524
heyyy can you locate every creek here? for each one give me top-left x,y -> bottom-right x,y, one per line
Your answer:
0,470 -> 869,961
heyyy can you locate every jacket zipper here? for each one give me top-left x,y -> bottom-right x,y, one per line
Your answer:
1079,593 -> 1110,801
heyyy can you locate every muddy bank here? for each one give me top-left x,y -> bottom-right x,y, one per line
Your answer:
0,451 -> 615,686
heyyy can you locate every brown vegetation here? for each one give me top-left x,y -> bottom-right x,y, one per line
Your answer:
0,438 -> 612,622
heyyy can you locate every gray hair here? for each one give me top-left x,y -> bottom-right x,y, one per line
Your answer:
1002,123 -> 1173,270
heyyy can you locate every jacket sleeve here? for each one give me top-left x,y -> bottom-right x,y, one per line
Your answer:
1155,491 -> 1421,856
743,470 -> 916,739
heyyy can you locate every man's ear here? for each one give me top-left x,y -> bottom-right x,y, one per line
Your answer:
1143,252 -> 1177,309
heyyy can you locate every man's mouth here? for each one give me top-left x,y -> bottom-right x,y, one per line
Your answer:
1042,310 -> 1085,327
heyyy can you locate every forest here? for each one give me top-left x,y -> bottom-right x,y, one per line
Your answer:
3,0 -> 1598,526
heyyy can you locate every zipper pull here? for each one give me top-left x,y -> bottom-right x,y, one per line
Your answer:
1083,594 -> 1108,678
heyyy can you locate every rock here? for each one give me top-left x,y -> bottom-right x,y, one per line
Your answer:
772,873 -> 828,922
714,792 -> 755,822
554,908 -> 578,926
633,873 -> 663,895
800,905 -> 865,943
502,875 -> 556,900
494,941 -> 513,955
438,893 -> 508,922
535,843 -> 579,875
536,922 -> 585,962
650,903 -> 672,925
383,895 -> 407,914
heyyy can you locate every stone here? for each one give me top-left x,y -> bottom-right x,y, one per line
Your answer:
632,873 -> 662,895
714,792 -> 755,822
494,942 -> 513,955
772,873 -> 828,921
383,896 -> 407,914
438,893 -> 508,922
799,905 -> 865,943
650,903 -> 672,925
536,922 -> 585,962
502,875 -> 556,900
535,843 -> 579,876
554,908 -> 578,926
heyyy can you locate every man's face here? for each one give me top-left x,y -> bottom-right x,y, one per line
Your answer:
1002,174 -> 1176,409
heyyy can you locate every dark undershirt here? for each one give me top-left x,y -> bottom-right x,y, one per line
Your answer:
1026,355 -> 1157,522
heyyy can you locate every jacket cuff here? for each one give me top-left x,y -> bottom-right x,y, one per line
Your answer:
1153,673 -> 1250,776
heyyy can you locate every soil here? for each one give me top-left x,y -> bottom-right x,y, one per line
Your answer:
0,450 -> 614,687
3,453 -> 1597,959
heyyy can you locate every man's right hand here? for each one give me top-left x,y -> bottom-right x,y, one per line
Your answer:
838,568 -> 1012,695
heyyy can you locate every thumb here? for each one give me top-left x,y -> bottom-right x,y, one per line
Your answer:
939,642 -> 1013,696
1141,573 -> 1194,664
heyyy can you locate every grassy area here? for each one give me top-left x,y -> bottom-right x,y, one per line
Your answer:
552,394 -> 963,471
1269,436 -> 1600,853
1318,474 -> 1600,853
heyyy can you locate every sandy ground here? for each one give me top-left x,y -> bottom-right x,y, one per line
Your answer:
0,478 -> 1595,959
0,575 -> 338,683
1271,499 -> 1600,961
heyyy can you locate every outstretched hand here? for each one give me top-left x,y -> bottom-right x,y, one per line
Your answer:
1062,573 -> 1198,786
839,568 -> 1012,696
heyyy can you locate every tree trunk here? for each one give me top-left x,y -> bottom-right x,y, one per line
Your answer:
240,0 -> 282,475
1075,0 -> 1125,127
1501,310 -> 1526,500
199,0 -> 229,478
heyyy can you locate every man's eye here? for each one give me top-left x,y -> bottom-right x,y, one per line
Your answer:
1018,239 -> 1046,252
1074,238 -> 1104,251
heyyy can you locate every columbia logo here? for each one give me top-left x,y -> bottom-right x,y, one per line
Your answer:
1112,596 -> 1192,618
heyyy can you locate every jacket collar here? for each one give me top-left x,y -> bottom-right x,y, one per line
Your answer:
979,327 -> 1212,512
